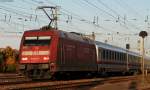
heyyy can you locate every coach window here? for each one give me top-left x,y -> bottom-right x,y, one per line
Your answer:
124,53 -> 126,61
123,53 -> 125,61
108,50 -> 111,60
137,57 -> 139,62
121,53 -> 123,61
107,50 -> 109,60
138,57 -> 141,62
123,53 -> 126,61
122,53 -> 124,61
119,53 -> 122,62
135,56 -> 138,63
102,49 -> 106,60
113,51 -> 115,61
107,50 -> 110,60
135,56 -> 137,61
133,56 -> 135,63
111,51 -> 114,61
111,51 -> 113,60
137,57 -> 140,63
131,55 -> 133,63
103,50 -> 106,60
103,49 -> 105,60
133,56 -> 135,62
116,52 -> 118,61
120,53 -> 122,61
110,51 -> 112,60
132,56 -> 134,62
113,52 -> 115,60
135,57 -> 138,63
122,53 -> 124,62
98,49 -> 102,60
118,53 -> 120,61
104,50 -> 107,60
119,53 -> 121,61
117,52 -> 120,61
106,50 -> 109,60
117,52 -> 119,61
129,55 -> 131,62
130,55 -> 132,63
128,55 -> 131,63
131,56 -> 133,63
101,49 -> 103,60
135,57 -> 137,63
115,52 -> 117,61
137,57 -> 139,63
105,49 -> 107,60
128,55 -> 130,63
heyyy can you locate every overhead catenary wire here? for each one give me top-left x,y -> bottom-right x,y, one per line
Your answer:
0,0 -> 138,35
0,6 -> 50,31
82,0 -> 132,30
28,0 -> 115,32
0,0 -> 144,35
30,1 -> 119,33
117,0 -> 143,19
83,0 -> 143,32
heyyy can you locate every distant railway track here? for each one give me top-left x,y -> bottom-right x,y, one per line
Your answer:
0,75 -> 25,79
0,73 -> 31,85
0,73 -> 20,77
0,75 -> 137,90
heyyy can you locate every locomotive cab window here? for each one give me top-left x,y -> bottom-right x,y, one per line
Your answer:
38,36 -> 51,46
23,36 -> 51,46
23,36 -> 38,46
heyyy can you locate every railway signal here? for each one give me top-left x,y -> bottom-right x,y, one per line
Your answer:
139,31 -> 148,83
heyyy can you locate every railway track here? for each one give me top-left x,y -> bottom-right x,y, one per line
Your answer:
0,75 -> 137,90
0,73 -> 31,85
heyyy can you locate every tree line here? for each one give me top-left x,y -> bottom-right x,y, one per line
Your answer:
0,46 -> 19,72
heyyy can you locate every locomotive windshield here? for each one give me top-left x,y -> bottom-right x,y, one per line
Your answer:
23,36 -> 51,46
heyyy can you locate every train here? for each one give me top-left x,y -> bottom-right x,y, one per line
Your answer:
19,27 -> 150,79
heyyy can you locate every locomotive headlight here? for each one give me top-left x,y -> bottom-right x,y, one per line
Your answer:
43,57 -> 49,60
22,57 -> 28,60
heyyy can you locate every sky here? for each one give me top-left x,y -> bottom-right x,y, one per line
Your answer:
0,0 -> 150,54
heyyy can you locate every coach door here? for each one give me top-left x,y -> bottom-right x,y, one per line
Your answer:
97,47 -> 102,72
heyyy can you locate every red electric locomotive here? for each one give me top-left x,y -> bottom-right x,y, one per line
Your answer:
19,28 -> 97,79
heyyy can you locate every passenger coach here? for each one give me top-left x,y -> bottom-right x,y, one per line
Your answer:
95,41 -> 141,75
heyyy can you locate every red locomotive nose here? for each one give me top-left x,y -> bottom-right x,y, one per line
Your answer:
32,46 -> 39,50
